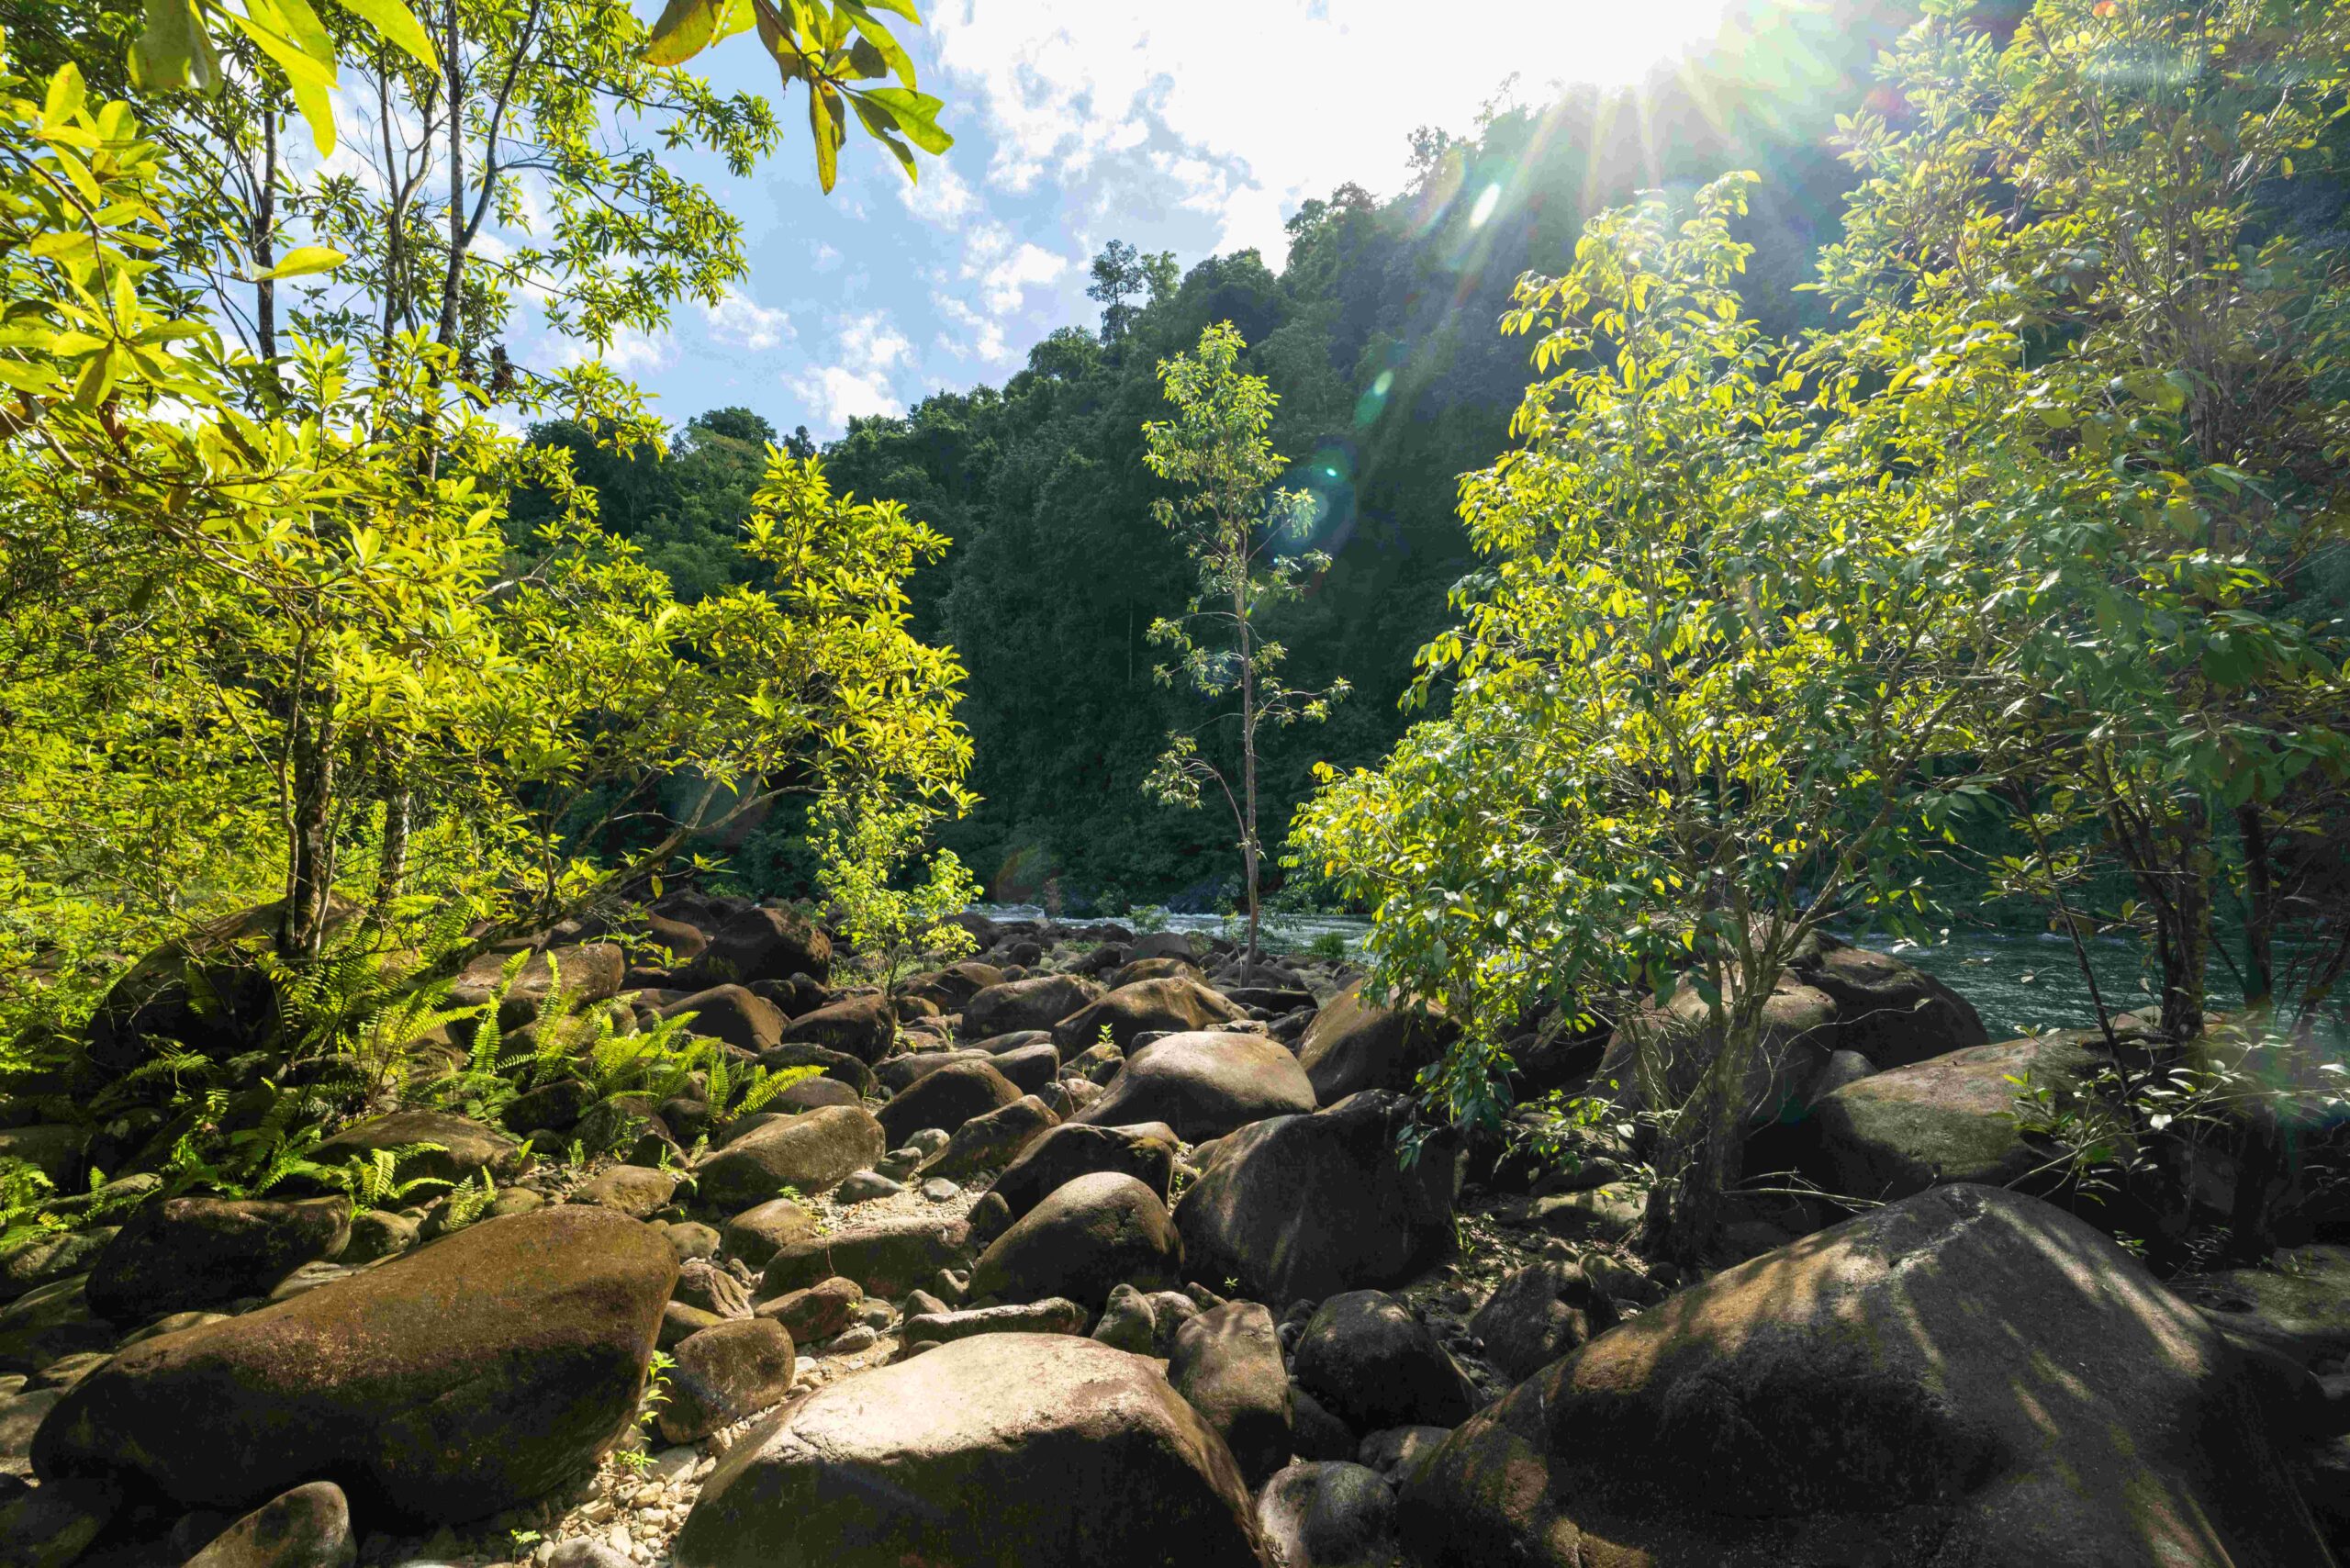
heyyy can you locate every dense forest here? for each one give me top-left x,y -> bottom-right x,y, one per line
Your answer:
524,0 -> 1998,908
3,1 -> 2350,1565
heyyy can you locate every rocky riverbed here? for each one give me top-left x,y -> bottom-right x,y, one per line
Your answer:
1,897 -> 2344,1568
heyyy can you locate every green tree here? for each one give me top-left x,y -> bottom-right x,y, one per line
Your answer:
1143,322 -> 1349,980
1295,175 -> 1998,1261
1817,0 -> 2350,1041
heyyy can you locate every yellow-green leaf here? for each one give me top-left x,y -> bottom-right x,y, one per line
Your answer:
252,245 -> 348,280
326,0 -> 439,69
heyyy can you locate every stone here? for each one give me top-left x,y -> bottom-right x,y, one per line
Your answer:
1257,1462 -> 1400,1568
755,1277 -> 863,1344
991,1121 -> 1179,1220
718,1200 -> 815,1269
658,1221 -> 722,1263
313,1111 -> 514,1189
28,1352 -> 105,1391
1598,976 -> 1842,1127
694,1106 -> 886,1208
1,1387 -> 63,1473
1520,1182 -> 1644,1244
662,1302 -> 728,1350
1091,1283 -> 1158,1353
660,1320 -> 796,1444
116,1309 -> 224,1349
1147,1290 -> 1201,1357
823,1325 -> 878,1355
960,975 -> 1104,1039
776,994 -> 895,1065
921,1178 -> 959,1202
1287,1383 -> 1357,1461
2171,1245 -> 2350,1368
81,1196 -> 347,1325
182,1480 -> 354,1568
771,1076 -> 862,1113
33,1207 -> 674,1523
901,1298 -> 1089,1345
971,1171 -> 1182,1310
1401,1183 -> 2334,1568
759,1214 -> 970,1301
0,1232 -> 113,1305
0,1475 -> 118,1568
1294,981 -> 1457,1103
575,1165 -> 679,1220
1129,931 -> 1200,964
660,986 -> 785,1056
1074,1032 -> 1315,1142
1803,1032 -> 2107,1201
341,1210 -> 420,1265
1167,1300 -> 1291,1488
544,1540 -> 632,1568
988,1042 -> 1063,1094
672,1259 -> 752,1319
1784,928 -> 1988,1068
1050,978 -> 1249,1056
755,1042 -> 876,1097
964,1191 -> 1015,1250
1175,1091 -> 1456,1305
1292,1292 -> 1474,1434
0,1276 -> 114,1375
835,1170 -> 903,1204
1467,1260 -> 1619,1383
874,1049 -> 990,1094
675,906 -> 831,990
1356,1426 -> 1449,1487
916,1095 -> 1061,1182
897,963 -> 1005,1014
671,1334 -> 1270,1567
876,1059 -> 1023,1148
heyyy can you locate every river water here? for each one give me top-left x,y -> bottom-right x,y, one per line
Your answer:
973,903 -> 2307,1039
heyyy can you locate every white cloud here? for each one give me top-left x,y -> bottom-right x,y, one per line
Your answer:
790,310 -> 916,431
900,161 -> 983,226
937,296 -> 1013,365
930,0 -> 1737,258
702,288 -> 793,352
979,241 -> 1070,313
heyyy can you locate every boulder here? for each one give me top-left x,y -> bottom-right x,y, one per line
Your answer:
989,1042 -> 1062,1095
770,1075 -> 863,1113
1292,1291 -> 1474,1433
2,1386 -> 62,1473
1295,982 -> 1456,1103
1258,1462 -> 1402,1568
85,1196 -> 348,1324
776,994 -> 895,1065
673,1258 -> 752,1319
1074,1032 -> 1315,1141
695,1105 -> 885,1208
2172,1245 -> 2350,1369
1289,1383 -> 1360,1460
760,1213 -> 970,1301
1051,979 -> 1249,1056
502,1079 -> 598,1137
0,1474 -> 119,1568
1803,1033 -> 2107,1201
875,1048 -> 990,1094
662,986 -> 786,1056
896,961 -> 1005,1014
0,1127 -> 79,1187
1784,928 -> 1988,1068
1357,1426 -> 1449,1487
901,1298 -> 1090,1345
918,1095 -> 1061,1182
84,900 -> 323,1075
660,1319 -> 796,1444
33,1206 -> 673,1523
1110,956 -> 1202,988
971,1171 -> 1182,1310
1130,931 -> 1200,963
876,1059 -> 1022,1148
575,1165 -> 679,1221
755,1277 -> 863,1343
0,1231 -> 114,1305
1468,1260 -> 1620,1383
992,1121 -> 1178,1220
719,1199 -> 816,1268
1167,1300 -> 1291,1487
1091,1282 -> 1158,1353
676,906 -> 831,989
0,1277 -> 117,1374
962,975 -> 1103,1039
1176,1091 -> 1455,1305
1598,975 -> 1842,1126
1400,1184 -> 2336,1567
756,1040 -> 877,1096
182,1480 -> 353,1568
671,1334 -> 1271,1567
488,943 -> 627,1029
311,1110 -> 512,1188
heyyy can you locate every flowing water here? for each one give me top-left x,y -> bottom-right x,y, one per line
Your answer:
974,903 -> 2327,1039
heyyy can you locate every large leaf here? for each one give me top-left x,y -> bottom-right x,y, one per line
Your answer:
326,0 -> 439,69
856,86 -> 949,154
252,245 -> 348,280
644,0 -> 726,65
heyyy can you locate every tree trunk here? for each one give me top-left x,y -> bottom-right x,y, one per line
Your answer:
375,746 -> 413,918
1639,983 -> 1762,1266
2235,801 -> 2276,1012
254,111 -> 277,363
280,687 -> 339,961
1236,572 -> 1259,987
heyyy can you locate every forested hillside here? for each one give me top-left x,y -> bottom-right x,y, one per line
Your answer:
551,0 -> 2005,907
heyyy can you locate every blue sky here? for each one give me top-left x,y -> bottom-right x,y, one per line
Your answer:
554,1 -> 1741,438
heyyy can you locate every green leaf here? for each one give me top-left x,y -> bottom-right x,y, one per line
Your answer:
43,63 -> 87,129
644,0 -> 725,65
326,0 -> 439,69
252,245 -> 348,280
856,86 -> 949,153
808,82 -> 842,192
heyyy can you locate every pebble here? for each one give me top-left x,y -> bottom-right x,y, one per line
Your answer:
921,1178 -> 960,1203
826,1325 -> 878,1354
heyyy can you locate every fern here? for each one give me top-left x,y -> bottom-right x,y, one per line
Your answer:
439,1170 -> 498,1230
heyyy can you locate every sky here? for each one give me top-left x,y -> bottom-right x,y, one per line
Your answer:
549,0 -> 1740,439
